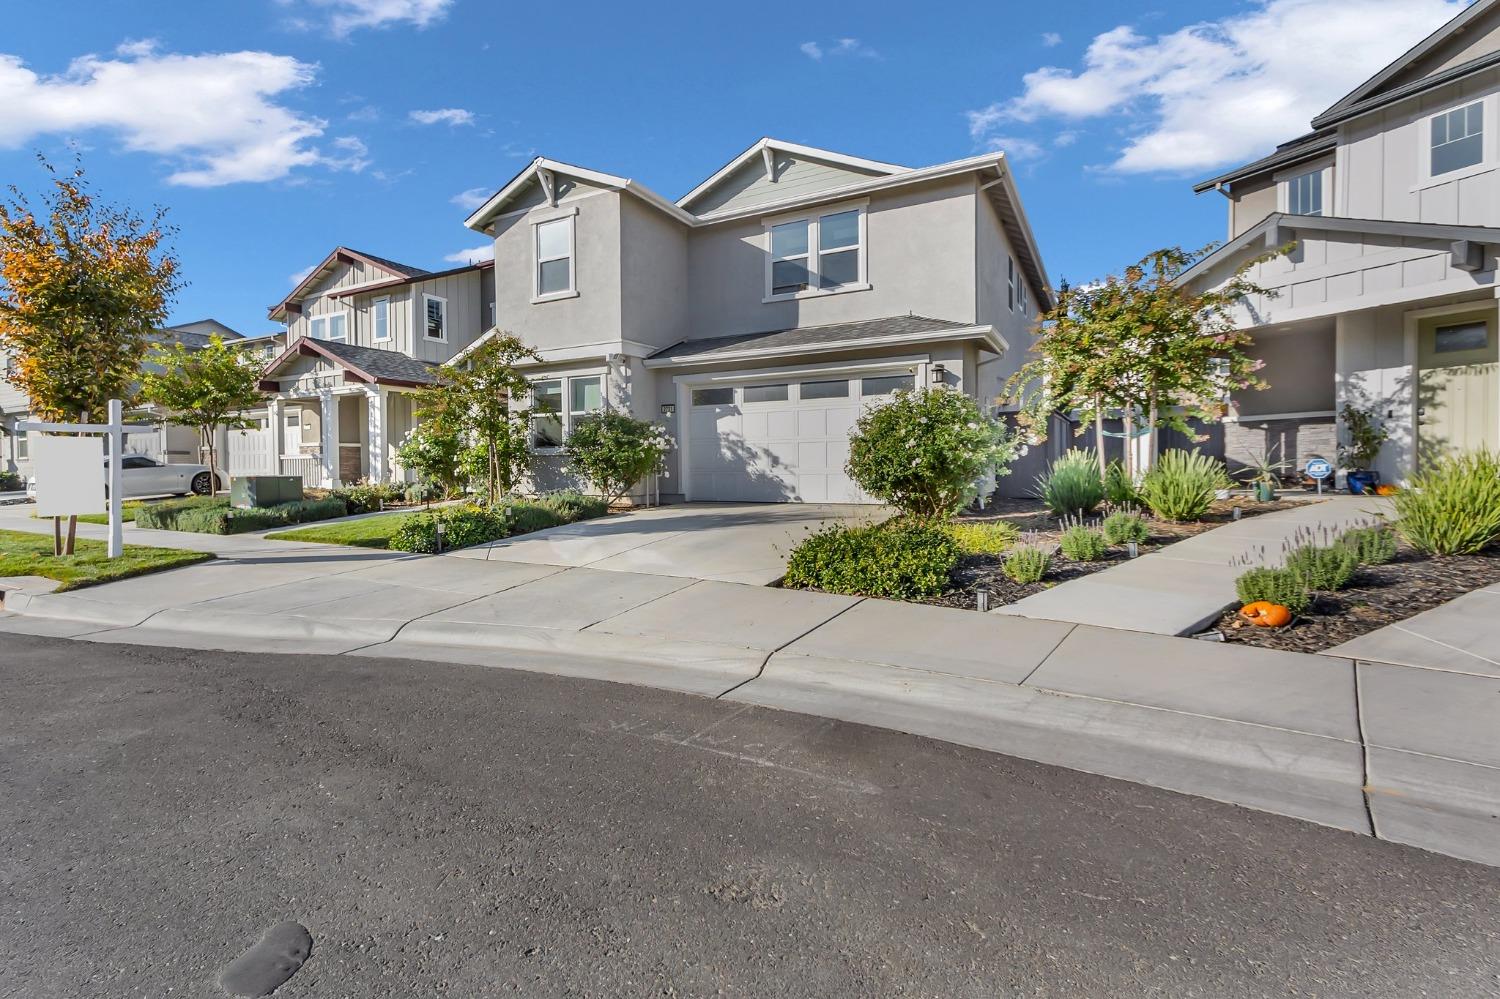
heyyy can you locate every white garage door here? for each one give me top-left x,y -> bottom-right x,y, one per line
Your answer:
685,370 -> 916,502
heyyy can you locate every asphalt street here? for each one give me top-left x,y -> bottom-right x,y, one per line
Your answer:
2,633 -> 1498,998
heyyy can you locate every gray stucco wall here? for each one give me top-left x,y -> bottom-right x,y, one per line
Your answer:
619,194 -> 689,352
1230,177 -> 1278,237
1235,324 -> 1336,417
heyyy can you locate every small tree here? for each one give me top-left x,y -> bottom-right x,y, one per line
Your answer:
141,334 -> 262,492
566,410 -> 671,506
418,332 -> 541,505
395,420 -> 466,499
846,387 -> 1017,520
0,156 -> 182,552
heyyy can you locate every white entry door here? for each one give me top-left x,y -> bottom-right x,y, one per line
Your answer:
684,369 -> 916,503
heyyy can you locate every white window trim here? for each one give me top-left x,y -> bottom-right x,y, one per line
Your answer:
528,367 -> 606,453
1007,256 -> 1016,312
308,315 -> 327,341
372,296 -> 391,343
1276,158 -> 1333,216
1414,95 -> 1497,191
533,209 -> 579,304
422,294 -> 448,343
761,199 -> 870,303
14,428 -> 28,462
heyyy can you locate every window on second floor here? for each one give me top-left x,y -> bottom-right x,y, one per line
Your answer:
308,313 -> 347,342
1286,168 -> 1323,216
1432,101 -> 1484,177
765,206 -> 865,300
373,297 -> 390,342
535,216 -> 575,299
423,295 -> 447,341
1007,256 -> 1016,312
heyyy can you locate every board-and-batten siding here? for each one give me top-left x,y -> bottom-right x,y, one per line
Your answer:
688,155 -> 889,216
356,271 -> 488,363
288,258 -> 407,343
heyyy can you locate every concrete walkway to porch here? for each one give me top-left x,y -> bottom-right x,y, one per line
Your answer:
998,495 -> 1396,636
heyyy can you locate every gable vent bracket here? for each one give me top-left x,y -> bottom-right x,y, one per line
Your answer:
762,145 -> 776,182
538,168 -> 557,207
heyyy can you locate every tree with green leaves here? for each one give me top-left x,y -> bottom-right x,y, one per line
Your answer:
141,333 -> 263,493
0,156 -> 182,552
566,410 -> 672,507
419,332 -> 542,505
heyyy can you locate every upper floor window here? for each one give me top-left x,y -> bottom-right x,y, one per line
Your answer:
423,295 -> 447,341
535,216 -> 575,300
1007,256 -> 1016,311
1018,267 -> 1028,315
1286,168 -> 1323,216
1432,101 -> 1484,177
309,313 -> 347,342
373,297 -> 390,342
765,205 -> 865,300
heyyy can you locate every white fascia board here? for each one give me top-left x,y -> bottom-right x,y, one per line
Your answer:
690,153 -> 1006,226
989,159 -> 1054,299
643,325 -> 1005,370
465,158 -> 696,232
677,137 -> 911,209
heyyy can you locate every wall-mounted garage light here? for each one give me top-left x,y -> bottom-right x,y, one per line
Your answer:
930,364 -> 946,385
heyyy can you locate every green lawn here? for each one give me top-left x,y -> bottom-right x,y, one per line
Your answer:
0,529 -> 212,591
265,511 -> 425,549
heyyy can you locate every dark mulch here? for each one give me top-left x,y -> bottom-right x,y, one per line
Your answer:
930,494 -> 1323,611
1212,547 -> 1500,653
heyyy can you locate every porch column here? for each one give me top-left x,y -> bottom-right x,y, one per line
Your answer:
319,388 -> 338,487
366,386 -> 388,482
267,397 -> 283,476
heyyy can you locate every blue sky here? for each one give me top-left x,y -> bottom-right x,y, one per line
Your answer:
0,0 -> 1467,336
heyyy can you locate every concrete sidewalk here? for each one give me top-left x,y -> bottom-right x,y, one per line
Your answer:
999,495 -> 1395,635
3,542 -> 1495,868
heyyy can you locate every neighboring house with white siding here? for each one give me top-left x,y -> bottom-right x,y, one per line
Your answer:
1184,0 -> 1500,484
256,137 -> 1052,501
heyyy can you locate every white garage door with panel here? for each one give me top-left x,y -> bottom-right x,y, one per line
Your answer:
683,367 -> 917,502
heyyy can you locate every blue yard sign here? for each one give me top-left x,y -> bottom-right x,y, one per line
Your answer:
1305,457 -> 1333,494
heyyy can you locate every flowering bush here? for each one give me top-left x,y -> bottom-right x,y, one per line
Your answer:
566,411 -> 672,505
395,421 -> 467,499
845,387 -> 1017,520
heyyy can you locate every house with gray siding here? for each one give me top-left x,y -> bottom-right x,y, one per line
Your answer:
1184,0 -> 1500,484
252,138 -> 1051,501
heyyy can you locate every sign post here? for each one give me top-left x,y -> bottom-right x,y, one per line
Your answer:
1304,457 -> 1333,496
21,400 -> 154,559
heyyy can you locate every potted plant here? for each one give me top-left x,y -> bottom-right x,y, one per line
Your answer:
1243,443 -> 1290,502
1338,403 -> 1388,495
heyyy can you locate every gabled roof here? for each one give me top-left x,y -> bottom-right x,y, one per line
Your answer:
1192,128 -> 1337,194
260,338 -> 443,390
644,315 -> 1006,368
463,157 -> 696,232
676,137 -> 909,211
327,258 -> 492,299
1313,0 -> 1499,129
1176,211 -> 1500,286
268,246 -> 430,322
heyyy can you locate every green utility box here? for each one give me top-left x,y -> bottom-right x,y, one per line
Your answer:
230,475 -> 304,509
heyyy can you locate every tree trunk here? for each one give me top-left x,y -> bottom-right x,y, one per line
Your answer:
1093,396 -> 1107,479
1147,396 -> 1160,474
1122,406 -> 1137,481
203,425 -> 219,497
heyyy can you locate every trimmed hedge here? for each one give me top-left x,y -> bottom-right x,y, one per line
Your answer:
386,492 -> 609,554
136,496 -> 348,534
784,521 -> 961,599
531,489 -> 609,523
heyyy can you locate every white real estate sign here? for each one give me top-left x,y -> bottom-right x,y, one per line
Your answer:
31,434 -> 105,518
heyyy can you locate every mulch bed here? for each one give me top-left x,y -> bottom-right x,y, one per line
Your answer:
1211,547 -> 1500,653
929,494 -> 1320,611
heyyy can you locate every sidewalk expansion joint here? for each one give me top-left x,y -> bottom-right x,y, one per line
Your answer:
1015,624 -> 1079,687
716,597 -> 867,700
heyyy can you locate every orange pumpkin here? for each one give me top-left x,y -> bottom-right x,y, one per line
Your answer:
1239,601 -> 1293,628
1374,484 -> 1399,496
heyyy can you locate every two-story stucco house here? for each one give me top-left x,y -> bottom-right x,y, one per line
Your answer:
1184,0 -> 1500,484
256,138 -> 1052,503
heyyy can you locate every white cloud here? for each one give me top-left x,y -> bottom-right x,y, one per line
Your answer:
800,37 -> 878,61
450,186 -> 491,210
978,135 -> 1046,161
289,264 -> 316,285
800,41 -> 823,60
0,47 -> 365,187
115,38 -> 159,58
409,107 -> 474,126
280,0 -> 453,37
443,244 -> 494,264
1041,32 -> 1062,47
968,0 -> 1465,174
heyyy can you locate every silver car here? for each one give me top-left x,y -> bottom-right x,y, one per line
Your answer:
28,456 -> 224,500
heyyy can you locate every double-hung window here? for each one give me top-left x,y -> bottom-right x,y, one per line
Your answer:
308,314 -> 347,342
373,297 -> 390,342
765,205 -> 865,299
1286,168 -> 1323,216
529,374 -> 602,449
535,216 -> 575,299
1431,101 -> 1484,177
423,294 -> 446,341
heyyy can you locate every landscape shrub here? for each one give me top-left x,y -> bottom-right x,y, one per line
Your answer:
389,504 -> 508,554
137,496 -> 347,534
532,489 -> 608,523
0,470 -> 22,491
333,480 -> 405,514
1139,449 -> 1228,522
1283,544 -> 1358,591
404,480 -> 442,505
496,499 -> 564,536
1002,543 -> 1051,584
783,521 -> 960,599
846,387 -> 1018,520
1391,450 -> 1500,555
1337,524 -> 1398,566
566,412 -> 672,506
1035,450 -> 1105,517
1102,510 -> 1150,545
1103,460 -> 1141,507
1234,567 -> 1311,615
945,520 -> 1019,557
1059,524 -> 1108,561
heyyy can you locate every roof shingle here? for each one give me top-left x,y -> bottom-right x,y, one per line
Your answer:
649,315 -> 972,364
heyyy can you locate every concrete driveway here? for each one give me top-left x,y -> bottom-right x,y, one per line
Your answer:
454,502 -> 882,585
